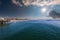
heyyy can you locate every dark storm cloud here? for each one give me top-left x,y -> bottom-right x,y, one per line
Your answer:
49,10 -> 60,18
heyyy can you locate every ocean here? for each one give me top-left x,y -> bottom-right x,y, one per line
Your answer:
0,20 -> 60,40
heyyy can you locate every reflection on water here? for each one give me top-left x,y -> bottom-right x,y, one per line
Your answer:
0,23 -> 10,27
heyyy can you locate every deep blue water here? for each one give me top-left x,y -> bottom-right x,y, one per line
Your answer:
0,20 -> 60,40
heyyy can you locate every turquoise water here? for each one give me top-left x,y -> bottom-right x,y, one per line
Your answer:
0,20 -> 60,40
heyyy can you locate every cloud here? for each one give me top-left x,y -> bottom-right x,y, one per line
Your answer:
12,0 -> 60,7
48,0 -> 60,5
22,0 -> 60,6
49,10 -> 60,18
12,0 -> 23,7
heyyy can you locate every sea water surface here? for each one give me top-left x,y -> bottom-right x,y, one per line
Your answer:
0,20 -> 60,40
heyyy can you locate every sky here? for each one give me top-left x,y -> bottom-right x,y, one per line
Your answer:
0,0 -> 60,19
